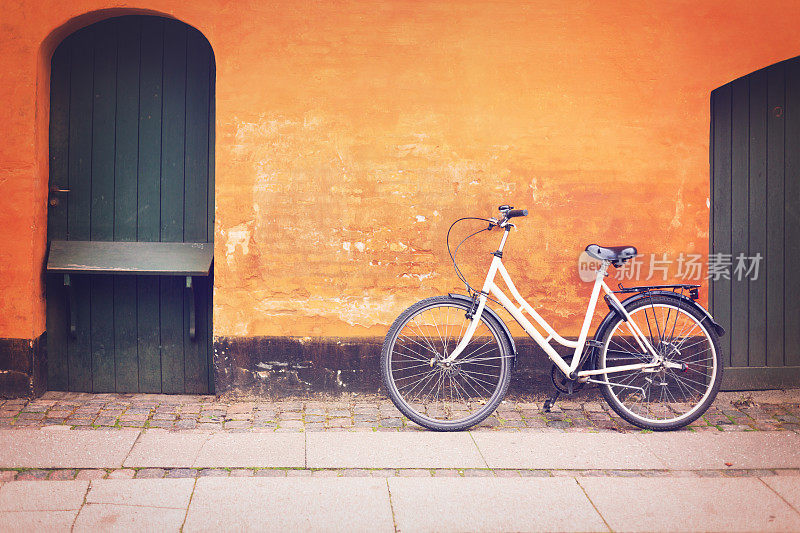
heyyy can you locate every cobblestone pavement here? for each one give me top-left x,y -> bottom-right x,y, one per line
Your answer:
1,389 -> 798,433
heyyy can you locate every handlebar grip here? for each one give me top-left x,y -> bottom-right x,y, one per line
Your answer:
506,209 -> 528,218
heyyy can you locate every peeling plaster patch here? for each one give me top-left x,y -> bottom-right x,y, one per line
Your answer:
354,242 -> 365,252
342,241 -> 352,251
401,272 -> 436,281
415,215 -> 426,222
251,296 -> 397,328
670,182 -> 685,229
530,178 -> 539,202
390,242 -> 408,252
225,223 -> 252,261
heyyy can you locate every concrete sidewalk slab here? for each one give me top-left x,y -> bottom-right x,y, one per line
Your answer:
0,510 -> 78,532
471,432 -> 665,470
193,433 -> 305,468
184,477 -> 394,532
388,477 -> 608,532
74,504 -> 187,532
307,432 -> 485,469
637,432 -> 800,470
763,477 -> 800,512
579,477 -> 800,532
87,479 -> 195,508
0,430 -> 138,468
123,431 -> 208,468
0,480 -> 88,510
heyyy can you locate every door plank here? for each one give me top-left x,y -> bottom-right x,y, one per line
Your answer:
208,63 -> 216,243
137,18 -> 164,243
88,23 -> 118,392
67,30 -> 94,242
711,85 -> 733,367
160,20 -> 187,243
114,276 -> 139,392
90,21 -> 117,242
114,18 -> 140,242
184,30 -> 211,243
90,276 -> 116,392
730,77 -> 749,369
747,71 -> 768,368
784,60 -> 800,367
184,277 -> 209,394
68,275 -> 92,392
160,276 -> 185,393
766,63 -> 786,368
47,43 -> 72,390
137,277 -> 161,393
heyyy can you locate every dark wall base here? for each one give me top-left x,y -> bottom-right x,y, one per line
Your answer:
213,336 -> 562,397
213,336 -> 800,397
0,333 -> 46,398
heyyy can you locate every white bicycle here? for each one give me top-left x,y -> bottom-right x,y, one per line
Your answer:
381,205 -> 725,431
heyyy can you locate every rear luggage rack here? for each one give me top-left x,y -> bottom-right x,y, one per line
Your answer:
615,283 -> 700,300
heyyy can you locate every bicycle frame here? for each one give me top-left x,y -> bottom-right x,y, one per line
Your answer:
444,225 -> 670,379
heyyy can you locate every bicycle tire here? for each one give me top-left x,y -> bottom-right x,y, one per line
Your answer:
596,294 -> 723,430
381,295 -> 513,431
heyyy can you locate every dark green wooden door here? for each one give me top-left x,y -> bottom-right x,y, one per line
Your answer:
710,57 -> 800,389
46,16 -> 215,393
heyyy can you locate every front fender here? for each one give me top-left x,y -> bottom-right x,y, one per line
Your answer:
448,293 -> 518,363
593,290 -> 726,342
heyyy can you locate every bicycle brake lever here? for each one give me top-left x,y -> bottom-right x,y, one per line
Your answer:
487,218 -> 499,230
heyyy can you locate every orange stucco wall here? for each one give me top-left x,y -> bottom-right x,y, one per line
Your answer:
1,0 -> 799,341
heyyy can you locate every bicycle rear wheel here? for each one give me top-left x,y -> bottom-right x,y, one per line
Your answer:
597,294 -> 723,430
381,296 -> 512,431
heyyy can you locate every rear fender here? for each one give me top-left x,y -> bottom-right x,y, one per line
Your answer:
594,290 -> 726,342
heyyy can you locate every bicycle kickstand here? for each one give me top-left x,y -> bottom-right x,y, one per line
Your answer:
543,390 -> 560,413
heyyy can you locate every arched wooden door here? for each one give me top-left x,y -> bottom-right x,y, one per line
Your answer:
46,15 -> 215,393
710,57 -> 800,389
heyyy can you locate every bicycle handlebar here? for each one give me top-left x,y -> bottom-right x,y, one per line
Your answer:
506,209 -> 528,218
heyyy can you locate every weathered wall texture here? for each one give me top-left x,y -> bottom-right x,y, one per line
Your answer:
2,0 -> 800,348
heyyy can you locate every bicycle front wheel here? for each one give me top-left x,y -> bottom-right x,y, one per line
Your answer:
381,296 -> 512,431
597,294 -> 723,430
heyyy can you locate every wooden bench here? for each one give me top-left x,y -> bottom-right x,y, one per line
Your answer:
46,241 -> 214,340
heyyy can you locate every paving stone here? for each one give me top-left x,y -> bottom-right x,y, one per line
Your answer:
106,469 -> 136,479
285,469 -> 313,477
254,469 -> 287,477
230,469 -> 255,477
198,468 -> 229,477
396,468 -> 432,477
390,477 -> 606,532
16,469 -> 49,480
75,469 -> 106,480
186,477 -> 393,531
49,469 -> 77,480
165,468 -> 197,478
580,477 -> 800,532
0,480 -> 89,511
311,469 -> 340,477
135,468 -> 166,479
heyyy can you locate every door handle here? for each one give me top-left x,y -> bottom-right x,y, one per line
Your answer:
48,187 -> 70,207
